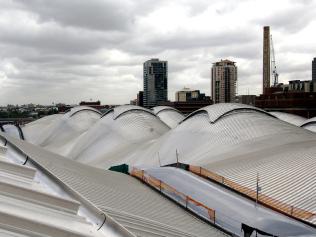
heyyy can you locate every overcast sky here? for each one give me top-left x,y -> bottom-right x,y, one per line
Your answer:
0,0 -> 315,105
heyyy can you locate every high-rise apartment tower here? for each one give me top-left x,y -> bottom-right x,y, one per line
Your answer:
211,59 -> 237,103
263,26 -> 270,94
143,58 -> 168,108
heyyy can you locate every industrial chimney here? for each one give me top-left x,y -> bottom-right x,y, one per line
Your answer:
263,26 -> 270,94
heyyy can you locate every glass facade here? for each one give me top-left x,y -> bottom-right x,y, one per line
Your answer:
143,59 -> 168,108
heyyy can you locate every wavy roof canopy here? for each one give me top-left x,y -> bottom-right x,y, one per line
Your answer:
1,124 -> 23,140
124,104 -> 316,224
23,106 -> 101,154
102,105 -> 155,119
18,103 -> 316,227
182,103 -> 275,123
270,111 -> 306,126
152,106 -> 185,128
301,117 -> 316,132
65,105 -> 170,167
67,105 -> 102,117
0,133 -> 226,237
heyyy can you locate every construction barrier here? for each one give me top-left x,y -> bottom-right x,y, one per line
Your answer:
189,165 -> 315,221
130,167 -> 216,224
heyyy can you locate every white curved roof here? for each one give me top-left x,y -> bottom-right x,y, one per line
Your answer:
152,106 -> 185,128
68,105 -> 102,117
1,124 -> 21,139
103,105 -> 155,119
300,117 -> 316,133
152,106 -> 181,114
23,106 -> 101,154
65,106 -> 170,167
182,103 -> 275,123
17,103 -> 316,228
125,105 -> 316,225
270,111 -> 307,126
0,133 -> 226,237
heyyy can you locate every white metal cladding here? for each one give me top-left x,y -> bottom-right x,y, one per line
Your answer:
123,110 -> 316,225
127,111 -> 305,167
106,105 -> 156,120
0,147 -> 108,237
301,117 -> 316,126
17,103 -> 316,226
0,134 -> 227,237
303,124 -> 316,133
1,125 -> 21,140
182,103 -> 275,123
23,107 -> 101,155
23,113 -> 63,142
152,106 -> 185,129
300,117 -> 316,133
66,109 -> 170,168
152,106 -> 182,114
269,111 -> 307,126
143,167 -> 316,236
0,144 -> 7,155
68,106 -> 102,116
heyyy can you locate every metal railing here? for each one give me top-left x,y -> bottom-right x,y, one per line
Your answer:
189,165 -> 315,221
130,167 -> 216,225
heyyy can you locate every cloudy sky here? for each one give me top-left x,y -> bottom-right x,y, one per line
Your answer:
0,0 -> 315,105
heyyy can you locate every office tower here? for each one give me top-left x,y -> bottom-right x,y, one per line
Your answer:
143,58 -> 168,107
211,59 -> 237,103
263,26 -> 270,93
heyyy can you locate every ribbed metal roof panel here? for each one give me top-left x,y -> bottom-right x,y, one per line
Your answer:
123,110 -> 316,225
301,117 -> 316,133
152,106 -> 185,128
182,103 -> 275,123
152,106 -> 181,114
270,111 -> 306,126
0,143 -> 108,237
108,105 -> 156,120
0,134 -> 227,237
68,106 -> 102,117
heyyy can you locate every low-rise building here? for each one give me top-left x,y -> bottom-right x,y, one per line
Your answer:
175,88 -> 210,102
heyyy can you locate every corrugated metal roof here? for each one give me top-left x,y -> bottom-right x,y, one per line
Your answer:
17,103 -> 316,229
270,111 -> 306,126
152,106 -> 182,114
0,144 -> 109,237
152,106 -> 185,128
102,105 -> 156,120
68,106 -> 102,116
0,134 -> 227,237
182,103 -> 275,123
301,117 -> 316,132
120,107 -> 316,225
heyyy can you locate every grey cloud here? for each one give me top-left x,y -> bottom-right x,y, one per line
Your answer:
0,22 -> 125,55
13,0 -> 134,32
149,30 -> 256,50
0,0 -> 314,105
212,43 -> 260,59
122,29 -> 257,56
255,4 -> 316,33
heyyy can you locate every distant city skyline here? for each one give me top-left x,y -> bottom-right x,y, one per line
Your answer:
0,0 -> 315,105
